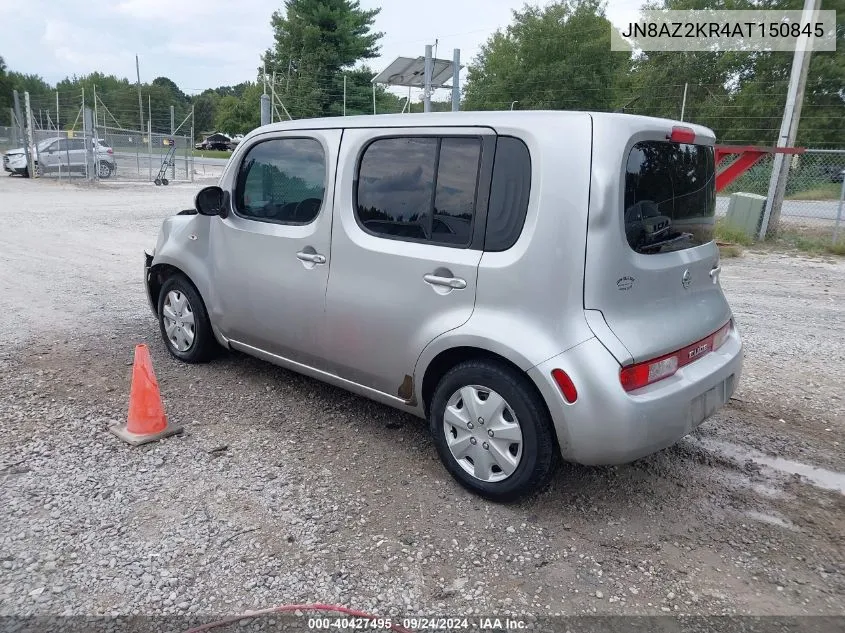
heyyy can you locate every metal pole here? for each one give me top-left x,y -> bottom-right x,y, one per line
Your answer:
24,93 -> 38,177
759,0 -> 819,240
13,92 -> 31,176
510,100 -> 519,110
833,176 -> 845,245
170,105 -> 175,180
136,54 -> 144,135
423,44 -> 433,113
93,84 -> 98,132
451,49 -> 460,112
260,93 -> 271,126
56,91 -> 60,131
190,105 -> 195,182
680,82 -> 688,121
83,106 -> 94,181
372,84 -> 376,115
148,119 -> 152,182
343,74 -> 347,116
270,72 -> 276,123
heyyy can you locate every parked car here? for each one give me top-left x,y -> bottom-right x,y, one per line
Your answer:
3,137 -> 115,178
195,133 -> 232,151
143,112 -> 743,500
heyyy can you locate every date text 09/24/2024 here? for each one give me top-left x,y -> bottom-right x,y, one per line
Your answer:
307,617 -> 528,630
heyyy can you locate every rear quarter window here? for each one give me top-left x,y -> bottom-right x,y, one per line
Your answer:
624,141 -> 715,254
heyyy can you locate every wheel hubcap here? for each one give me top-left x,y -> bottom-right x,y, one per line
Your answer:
162,290 -> 195,352
443,385 -> 524,483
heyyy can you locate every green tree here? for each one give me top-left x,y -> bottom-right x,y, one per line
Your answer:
625,0 -> 845,147
463,0 -> 628,111
261,0 -> 383,118
214,82 -> 261,134
192,93 -> 218,136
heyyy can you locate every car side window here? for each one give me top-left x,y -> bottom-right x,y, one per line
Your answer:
234,137 -> 326,225
484,136 -> 531,252
356,136 -> 481,247
69,139 -> 85,151
54,139 -> 68,152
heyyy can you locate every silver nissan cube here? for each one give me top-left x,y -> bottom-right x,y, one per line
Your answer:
144,111 -> 743,500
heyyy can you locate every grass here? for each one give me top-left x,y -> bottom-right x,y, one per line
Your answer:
771,228 -> 845,256
193,149 -> 233,159
714,217 -> 845,257
715,219 -> 755,247
718,244 -> 744,258
785,182 -> 842,201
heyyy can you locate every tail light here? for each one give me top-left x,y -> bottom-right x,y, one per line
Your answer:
668,126 -> 695,144
107,148 -> 113,154
551,369 -> 577,403
620,321 -> 732,392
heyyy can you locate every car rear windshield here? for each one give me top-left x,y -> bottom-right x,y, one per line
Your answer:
624,141 -> 715,254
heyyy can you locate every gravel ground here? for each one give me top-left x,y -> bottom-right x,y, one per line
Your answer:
0,175 -> 843,623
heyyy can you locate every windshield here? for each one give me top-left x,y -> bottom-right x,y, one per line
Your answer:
624,141 -> 716,254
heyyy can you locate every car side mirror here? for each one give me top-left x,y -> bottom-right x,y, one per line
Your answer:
195,186 -> 227,217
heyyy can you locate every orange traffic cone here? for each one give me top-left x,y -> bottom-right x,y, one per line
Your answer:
109,344 -> 183,446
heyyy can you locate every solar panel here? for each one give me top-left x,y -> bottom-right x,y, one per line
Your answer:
371,56 -> 462,88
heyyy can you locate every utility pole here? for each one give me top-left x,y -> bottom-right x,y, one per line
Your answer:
759,0 -> 819,239
423,44 -> 433,113
451,49 -> 460,112
136,54 -> 144,136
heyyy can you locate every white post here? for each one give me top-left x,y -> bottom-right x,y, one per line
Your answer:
452,48 -> 460,112
343,74 -> 347,116
423,44 -> 433,113
680,83 -> 688,121
759,0 -> 819,239
372,83 -> 376,115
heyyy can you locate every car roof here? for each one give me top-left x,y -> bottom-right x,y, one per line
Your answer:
250,110 -> 712,135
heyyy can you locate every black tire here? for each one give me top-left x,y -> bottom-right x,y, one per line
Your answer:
154,178 -> 162,186
157,274 -> 217,363
162,178 -> 169,186
429,359 -> 558,501
98,161 -> 113,179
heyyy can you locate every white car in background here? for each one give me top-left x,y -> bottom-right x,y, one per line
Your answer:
3,137 -> 116,178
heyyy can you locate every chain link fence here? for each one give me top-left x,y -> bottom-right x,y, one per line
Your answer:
718,149 -> 844,244
98,125 -> 193,183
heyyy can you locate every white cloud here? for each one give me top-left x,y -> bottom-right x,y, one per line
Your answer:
3,0 -> 647,94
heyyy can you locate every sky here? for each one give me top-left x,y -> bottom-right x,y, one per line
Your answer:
1,0 -> 644,99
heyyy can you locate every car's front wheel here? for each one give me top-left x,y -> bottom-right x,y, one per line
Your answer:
429,359 -> 558,501
157,274 -> 217,363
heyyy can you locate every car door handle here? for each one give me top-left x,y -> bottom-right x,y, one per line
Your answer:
296,251 -> 326,264
423,273 -> 467,289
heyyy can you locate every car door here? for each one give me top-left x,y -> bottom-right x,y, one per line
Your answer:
324,127 -> 495,397
209,129 -> 340,369
39,140 -> 62,172
66,138 -> 87,173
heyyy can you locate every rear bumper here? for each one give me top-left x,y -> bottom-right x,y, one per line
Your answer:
529,327 -> 743,465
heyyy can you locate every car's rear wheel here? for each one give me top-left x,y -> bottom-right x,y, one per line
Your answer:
429,359 -> 558,501
157,274 -> 217,363
98,161 -> 112,178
